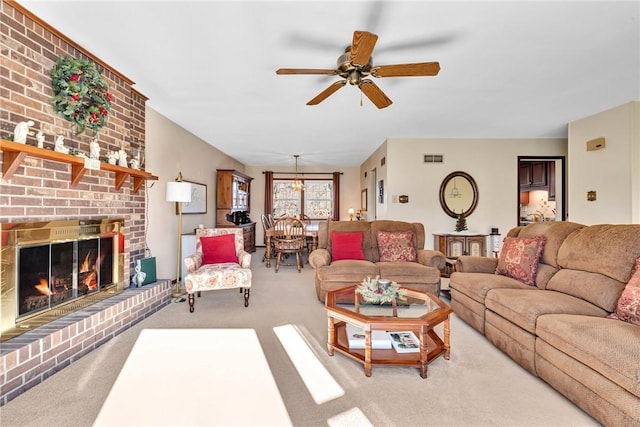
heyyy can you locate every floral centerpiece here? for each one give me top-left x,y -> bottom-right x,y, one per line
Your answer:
50,56 -> 112,136
356,276 -> 406,304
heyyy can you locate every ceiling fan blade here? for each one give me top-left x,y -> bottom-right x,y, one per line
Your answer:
306,80 -> 347,105
371,62 -> 441,77
276,68 -> 337,75
350,31 -> 378,66
359,79 -> 392,109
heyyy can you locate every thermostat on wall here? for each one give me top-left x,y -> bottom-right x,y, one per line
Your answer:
586,137 -> 606,151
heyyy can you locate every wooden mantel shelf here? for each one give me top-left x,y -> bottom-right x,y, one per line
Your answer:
0,139 -> 158,193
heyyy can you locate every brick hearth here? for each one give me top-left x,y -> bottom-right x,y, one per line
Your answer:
0,280 -> 172,406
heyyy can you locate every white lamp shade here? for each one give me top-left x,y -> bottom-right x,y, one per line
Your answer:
166,181 -> 192,203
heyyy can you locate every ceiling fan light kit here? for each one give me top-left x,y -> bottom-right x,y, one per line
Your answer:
276,30 -> 440,109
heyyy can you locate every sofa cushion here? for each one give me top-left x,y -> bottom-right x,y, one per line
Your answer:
556,224 -> 640,284
449,272 -> 530,304
547,269 -> 626,313
609,257 -> 640,326
495,236 -> 546,286
201,234 -> 238,264
517,221 -> 585,269
377,261 -> 440,284
536,314 -> 640,397
485,289 -> 608,334
315,260 -> 378,283
376,230 -> 417,262
330,231 -> 366,261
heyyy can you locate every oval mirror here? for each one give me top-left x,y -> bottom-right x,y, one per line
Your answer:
439,171 -> 479,218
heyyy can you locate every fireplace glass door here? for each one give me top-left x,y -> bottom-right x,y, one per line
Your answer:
17,236 -> 115,319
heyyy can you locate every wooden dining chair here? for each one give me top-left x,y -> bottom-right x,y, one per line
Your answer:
272,217 -> 306,272
261,214 -> 276,263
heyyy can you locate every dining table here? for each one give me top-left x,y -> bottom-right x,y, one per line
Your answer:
265,222 -> 319,268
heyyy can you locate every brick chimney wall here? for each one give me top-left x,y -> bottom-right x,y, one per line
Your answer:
1,2 -> 152,281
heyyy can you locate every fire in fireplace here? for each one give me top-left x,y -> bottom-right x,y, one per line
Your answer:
1,219 -> 124,340
17,236 -> 115,318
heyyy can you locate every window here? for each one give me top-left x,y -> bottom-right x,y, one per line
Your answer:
273,179 -> 333,219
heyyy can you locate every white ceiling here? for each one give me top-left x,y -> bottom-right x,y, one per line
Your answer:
20,1 -> 640,168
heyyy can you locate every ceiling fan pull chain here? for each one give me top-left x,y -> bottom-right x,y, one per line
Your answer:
360,89 -> 363,107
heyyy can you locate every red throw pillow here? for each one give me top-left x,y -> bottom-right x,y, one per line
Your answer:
331,232 -> 366,261
200,234 -> 238,264
608,257 -> 640,326
495,236 -> 546,286
376,230 -> 417,262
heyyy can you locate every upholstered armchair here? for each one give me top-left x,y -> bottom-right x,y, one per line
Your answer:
183,228 -> 252,313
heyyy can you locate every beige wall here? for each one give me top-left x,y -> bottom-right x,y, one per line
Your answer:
362,138 -> 567,252
145,106 -> 245,281
147,100 -> 639,279
568,101 -> 640,224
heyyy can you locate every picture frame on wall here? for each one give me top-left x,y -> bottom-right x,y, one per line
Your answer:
378,180 -> 384,203
361,188 -> 367,210
179,180 -> 207,214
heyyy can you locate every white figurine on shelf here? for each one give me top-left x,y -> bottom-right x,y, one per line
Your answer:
107,150 -> 118,164
13,120 -> 35,144
117,148 -> 128,167
129,157 -> 140,170
89,139 -> 101,160
36,131 -> 45,148
54,135 -> 69,154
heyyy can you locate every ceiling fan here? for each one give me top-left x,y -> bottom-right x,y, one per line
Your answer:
276,30 -> 440,109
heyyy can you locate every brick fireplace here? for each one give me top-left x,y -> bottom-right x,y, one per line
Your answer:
0,2 -> 168,406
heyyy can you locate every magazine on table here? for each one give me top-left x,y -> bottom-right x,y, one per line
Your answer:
345,323 -> 392,349
387,331 -> 420,353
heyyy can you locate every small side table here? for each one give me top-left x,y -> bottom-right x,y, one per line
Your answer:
443,258 -> 457,278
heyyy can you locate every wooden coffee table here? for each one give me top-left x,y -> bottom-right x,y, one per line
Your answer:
325,285 -> 452,378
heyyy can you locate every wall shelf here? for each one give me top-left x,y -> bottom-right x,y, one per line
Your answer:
0,139 -> 157,193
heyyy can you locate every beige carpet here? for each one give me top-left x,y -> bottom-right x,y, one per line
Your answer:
0,248 -> 599,427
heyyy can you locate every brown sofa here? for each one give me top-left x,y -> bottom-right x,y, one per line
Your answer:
450,221 -> 640,425
308,220 -> 445,302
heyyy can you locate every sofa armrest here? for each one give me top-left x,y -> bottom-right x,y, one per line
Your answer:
417,249 -> 446,270
455,256 -> 499,273
238,250 -> 251,268
308,248 -> 331,269
184,252 -> 203,273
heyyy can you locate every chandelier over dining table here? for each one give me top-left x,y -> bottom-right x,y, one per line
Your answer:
292,154 -> 304,191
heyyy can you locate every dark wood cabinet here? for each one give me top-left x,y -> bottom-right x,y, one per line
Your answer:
547,161 -> 556,201
216,169 -> 255,252
519,161 -> 548,190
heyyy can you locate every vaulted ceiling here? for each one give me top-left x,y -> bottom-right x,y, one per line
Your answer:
20,1 -> 640,167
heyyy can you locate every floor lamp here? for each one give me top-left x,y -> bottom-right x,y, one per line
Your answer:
166,172 -> 192,299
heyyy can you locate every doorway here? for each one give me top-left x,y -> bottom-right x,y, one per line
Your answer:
517,156 -> 566,226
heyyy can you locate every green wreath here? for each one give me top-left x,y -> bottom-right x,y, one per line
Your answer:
50,56 -> 112,136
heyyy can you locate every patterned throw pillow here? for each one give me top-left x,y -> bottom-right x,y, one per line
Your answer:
331,232 -> 366,261
495,236 -> 546,286
376,230 -> 417,262
200,234 -> 238,264
608,257 -> 640,326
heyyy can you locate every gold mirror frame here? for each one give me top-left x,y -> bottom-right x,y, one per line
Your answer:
439,171 -> 479,218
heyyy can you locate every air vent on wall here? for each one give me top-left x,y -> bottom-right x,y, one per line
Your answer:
423,154 -> 444,163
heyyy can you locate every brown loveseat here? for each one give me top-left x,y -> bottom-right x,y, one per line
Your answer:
450,221 -> 640,425
308,220 -> 445,302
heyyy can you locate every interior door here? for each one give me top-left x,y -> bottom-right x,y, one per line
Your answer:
517,156 -> 566,225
